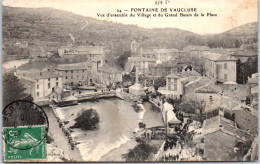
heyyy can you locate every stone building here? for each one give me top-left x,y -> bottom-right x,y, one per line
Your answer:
19,70 -> 63,103
202,52 -> 237,83
55,62 -> 91,86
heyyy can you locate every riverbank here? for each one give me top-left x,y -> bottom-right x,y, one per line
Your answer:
44,107 -> 83,161
50,98 -> 165,162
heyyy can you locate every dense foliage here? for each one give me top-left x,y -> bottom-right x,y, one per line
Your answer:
116,51 -> 131,69
122,140 -> 157,161
237,57 -> 258,84
2,73 -> 33,108
71,109 -> 99,130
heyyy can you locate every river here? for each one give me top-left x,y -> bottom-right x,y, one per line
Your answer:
2,59 -> 29,71
54,98 -> 164,162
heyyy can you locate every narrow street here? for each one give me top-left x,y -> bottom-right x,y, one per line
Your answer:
44,107 -> 82,161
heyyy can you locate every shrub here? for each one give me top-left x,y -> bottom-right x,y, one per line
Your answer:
70,109 -> 99,130
122,142 -> 157,161
46,134 -> 54,144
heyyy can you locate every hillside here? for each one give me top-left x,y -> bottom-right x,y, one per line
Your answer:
2,6 -> 205,50
2,6 -> 257,58
206,22 -> 258,48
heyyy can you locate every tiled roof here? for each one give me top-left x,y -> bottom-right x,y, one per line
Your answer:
24,71 -> 62,80
248,77 -> 258,84
56,62 -> 89,71
166,73 -> 180,79
152,60 -> 178,68
167,70 -> 201,79
128,57 -> 156,62
75,46 -> 105,54
195,83 -> 222,93
154,48 -> 179,54
232,50 -> 258,57
202,51 -> 237,61
204,115 -> 253,141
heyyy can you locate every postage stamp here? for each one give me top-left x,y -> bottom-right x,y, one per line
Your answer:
3,126 -> 46,161
2,100 -> 49,161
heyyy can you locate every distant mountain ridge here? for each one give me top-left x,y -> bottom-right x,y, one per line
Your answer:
2,6 -> 257,53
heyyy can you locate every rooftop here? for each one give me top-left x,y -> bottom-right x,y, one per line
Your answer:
56,62 -> 89,71
202,51 -> 237,61
195,83 -> 222,94
128,56 -> 156,62
166,70 -> 201,79
204,115 -> 253,141
23,71 -> 62,80
63,46 -> 105,55
231,50 -> 258,57
153,48 -> 179,54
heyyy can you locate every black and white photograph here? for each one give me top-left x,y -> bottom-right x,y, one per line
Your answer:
1,0 -> 258,162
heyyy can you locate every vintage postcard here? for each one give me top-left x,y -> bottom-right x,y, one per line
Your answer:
1,0 -> 258,162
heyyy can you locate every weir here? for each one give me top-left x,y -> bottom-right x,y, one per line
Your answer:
75,91 -> 124,102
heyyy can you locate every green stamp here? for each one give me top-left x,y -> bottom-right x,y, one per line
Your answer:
3,126 -> 47,161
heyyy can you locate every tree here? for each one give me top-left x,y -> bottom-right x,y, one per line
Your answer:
71,109 -> 99,130
237,57 -> 258,84
154,77 -> 166,91
235,140 -> 252,159
116,51 -> 131,69
122,140 -> 157,161
2,73 -> 33,108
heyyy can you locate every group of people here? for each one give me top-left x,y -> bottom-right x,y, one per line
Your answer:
162,152 -> 180,161
52,108 -> 76,150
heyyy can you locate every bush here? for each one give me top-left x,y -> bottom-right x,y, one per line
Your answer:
122,142 -> 157,161
46,134 -> 54,144
70,109 -> 99,130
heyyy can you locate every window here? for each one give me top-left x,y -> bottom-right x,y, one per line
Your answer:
71,70 -> 73,73
224,63 -> 227,69
167,78 -> 171,90
48,78 -> 50,81
71,76 -> 73,79
65,76 -> 68,79
65,70 -> 68,73
224,74 -> 227,79
56,82 -> 59,86
37,92 -> 39,96
174,83 -> 177,91
37,85 -> 39,89
56,77 -> 58,80
82,70 -> 84,73
48,83 -> 51,89
167,78 -> 178,91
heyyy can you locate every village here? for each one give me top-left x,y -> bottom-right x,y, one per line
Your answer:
2,36 -> 258,161
1,5 -> 258,162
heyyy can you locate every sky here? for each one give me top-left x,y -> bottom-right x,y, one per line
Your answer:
2,0 -> 258,34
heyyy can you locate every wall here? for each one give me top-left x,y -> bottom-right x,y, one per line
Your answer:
216,61 -> 237,82
56,69 -> 89,85
34,77 -> 63,100
196,93 -> 221,112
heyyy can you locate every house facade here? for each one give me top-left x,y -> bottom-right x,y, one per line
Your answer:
202,52 -> 237,83
55,62 -> 91,85
97,65 -> 123,86
158,70 -> 201,99
58,46 -> 105,61
19,71 -> 63,102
